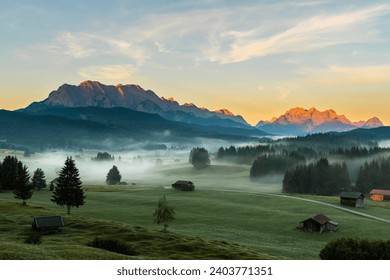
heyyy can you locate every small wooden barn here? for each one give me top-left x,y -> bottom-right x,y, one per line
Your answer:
172,180 -> 195,191
338,192 -> 365,207
32,215 -> 64,233
369,189 -> 390,201
299,214 -> 338,233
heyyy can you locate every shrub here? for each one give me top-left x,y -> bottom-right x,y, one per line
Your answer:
88,237 -> 136,256
320,237 -> 390,259
24,231 -> 42,245
106,166 -> 122,185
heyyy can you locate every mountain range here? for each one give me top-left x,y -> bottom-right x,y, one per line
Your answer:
1,107 -> 265,152
256,107 -> 383,136
25,81 -> 249,128
23,81 -> 384,136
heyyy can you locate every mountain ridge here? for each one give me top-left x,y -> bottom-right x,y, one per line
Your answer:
24,80 -> 249,128
256,107 -> 383,135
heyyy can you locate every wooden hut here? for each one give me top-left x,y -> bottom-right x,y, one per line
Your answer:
299,214 -> 338,233
172,180 -> 195,191
369,189 -> 390,201
338,192 -> 365,207
32,215 -> 64,233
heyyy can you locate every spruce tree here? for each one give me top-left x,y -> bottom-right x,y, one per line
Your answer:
13,162 -> 32,206
153,195 -> 175,231
32,168 -> 47,190
51,157 -> 85,214
106,165 -> 121,185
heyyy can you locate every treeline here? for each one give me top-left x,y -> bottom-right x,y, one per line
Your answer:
280,132 -> 379,151
92,152 -> 114,161
250,152 -> 306,178
216,144 -> 318,165
355,157 -> 390,193
216,145 -> 274,164
0,156 -> 47,205
330,146 -> 390,158
0,156 -> 47,191
283,158 -> 351,195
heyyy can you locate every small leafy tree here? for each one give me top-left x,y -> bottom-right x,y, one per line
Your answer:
153,195 -> 175,231
51,157 -> 86,214
13,162 -> 33,206
31,168 -> 47,190
106,165 -> 121,185
189,147 -> 210,169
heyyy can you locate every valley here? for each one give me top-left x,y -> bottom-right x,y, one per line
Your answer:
1,151 -> 389,260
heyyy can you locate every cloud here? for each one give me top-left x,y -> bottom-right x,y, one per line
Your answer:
49,32 -> 148,66
209,5 -> 390,63
257,86 -> 266,91
275,86 -> 291,101
40,3 -> 390,68
154,42 -> 175,54
78,64 -> 137,83
317,65 -> 390,85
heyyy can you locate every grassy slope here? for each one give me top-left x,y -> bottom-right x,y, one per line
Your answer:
0,198 -> 269,260
1,184 -> 389,260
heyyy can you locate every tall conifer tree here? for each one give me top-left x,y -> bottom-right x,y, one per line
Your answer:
32,168 -> 47,190
51,157 -> 85,214
13,162 -> 32,205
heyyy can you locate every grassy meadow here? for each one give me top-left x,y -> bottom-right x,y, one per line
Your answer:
1,163 -> 389,260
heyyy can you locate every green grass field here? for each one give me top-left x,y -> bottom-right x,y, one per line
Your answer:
1,178 -> 389,260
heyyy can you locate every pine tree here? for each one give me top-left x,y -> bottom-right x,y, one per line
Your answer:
13,162 -> 32,206
153,195 -> 175,231
32,168 -> 47,190
106,165 -> 121,185
51,157 -> 86,214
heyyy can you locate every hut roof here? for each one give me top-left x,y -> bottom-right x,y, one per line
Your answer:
33,215 -> 64,229
173,180 -> 193,185
301,214 -> 331,225
369,189 -> 390,196
338,192 -> 364,199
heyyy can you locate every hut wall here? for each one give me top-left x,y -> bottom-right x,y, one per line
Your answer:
355,197 -> 364,207
340,198 -> 356,207
370,194 -> 384,201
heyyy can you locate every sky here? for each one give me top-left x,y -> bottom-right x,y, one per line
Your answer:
1,0 -> 389,125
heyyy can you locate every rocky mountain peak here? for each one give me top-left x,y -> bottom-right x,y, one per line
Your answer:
214,108 -> 235,116
256,107 -> 384,135
364,117 -> 383,127
24,81 -> 250,128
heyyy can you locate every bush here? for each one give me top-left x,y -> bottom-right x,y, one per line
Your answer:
24,231 -> 42,245
320,237 -> 390,259
106,165 -> 122,185
88,237 -> 136,256
189,147 -> 210,169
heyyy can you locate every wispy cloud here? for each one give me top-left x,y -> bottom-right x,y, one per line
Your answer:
38,3 -> 390,69
48,32 -> 149,66
154,42 -> 175,54
257,86 -> 266,91
314,64 -> 390,85
78,64 -> 137,83
275,86 -> 292,101
209,5 -> 390,63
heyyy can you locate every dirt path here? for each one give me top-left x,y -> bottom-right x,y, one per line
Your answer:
208,188 -> 390,224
